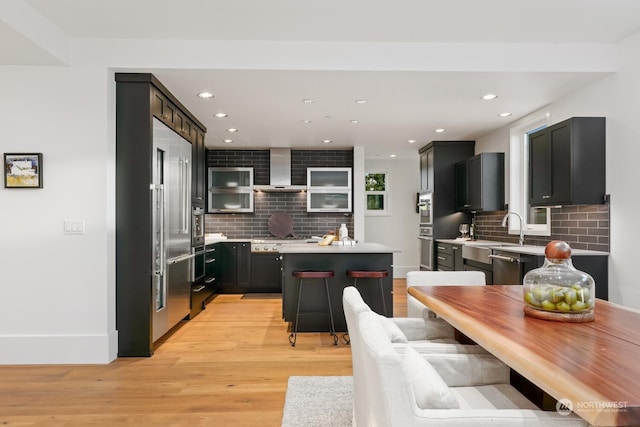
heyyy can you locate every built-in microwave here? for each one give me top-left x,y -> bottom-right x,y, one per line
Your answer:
417,191 -> 433,225
192,207 -> 204,246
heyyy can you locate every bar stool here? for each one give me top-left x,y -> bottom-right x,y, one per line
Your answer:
289,270 -> 338,347
346,270 -> 388,316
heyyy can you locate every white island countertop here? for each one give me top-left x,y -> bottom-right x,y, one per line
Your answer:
278,242 -> 399,254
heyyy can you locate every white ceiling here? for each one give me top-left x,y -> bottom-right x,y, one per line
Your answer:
3,0 -> 640,158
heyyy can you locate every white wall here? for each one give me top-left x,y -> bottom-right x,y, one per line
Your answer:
0,66 -> 117,363
475,31 -> 640,309
364,157 -> 421,277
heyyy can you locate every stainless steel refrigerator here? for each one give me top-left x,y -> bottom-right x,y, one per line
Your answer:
151,117 -> 193,342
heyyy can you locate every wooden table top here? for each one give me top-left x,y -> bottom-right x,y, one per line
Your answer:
408,285 -> 640,427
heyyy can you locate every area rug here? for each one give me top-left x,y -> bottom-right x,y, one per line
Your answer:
281,376 -> 353,427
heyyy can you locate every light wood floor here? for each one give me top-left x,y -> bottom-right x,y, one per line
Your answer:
0,280 -> 408,426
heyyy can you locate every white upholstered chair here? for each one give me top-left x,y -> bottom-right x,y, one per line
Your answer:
406,270 -> 486,318
358,310 -> 589,427
343,286 -> 489,427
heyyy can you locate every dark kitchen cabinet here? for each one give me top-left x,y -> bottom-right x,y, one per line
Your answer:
420,147 -> 434,192
455,152 -> 505,212
529,117 -> 606,206
204,243 -> 220,292
250,253 -> 283,293
220,242 -> 251,293
191,129 -> 206,207
418,141 -> 475,240
435,242 -> 463,271
115,73 -> 207,357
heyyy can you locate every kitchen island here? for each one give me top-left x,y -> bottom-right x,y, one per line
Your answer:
279,242 -> 397,332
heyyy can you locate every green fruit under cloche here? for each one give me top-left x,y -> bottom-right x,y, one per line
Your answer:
523,241 -> 595,315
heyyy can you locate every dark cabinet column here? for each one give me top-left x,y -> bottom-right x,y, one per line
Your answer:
115,73 -> 207,357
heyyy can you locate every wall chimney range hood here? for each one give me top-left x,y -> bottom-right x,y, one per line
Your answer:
253,148 -> 307,192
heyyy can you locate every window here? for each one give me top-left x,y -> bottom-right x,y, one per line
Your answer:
508,112 -> 552,237
365,171 -> 390,216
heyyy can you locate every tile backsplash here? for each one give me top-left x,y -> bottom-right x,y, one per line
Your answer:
474,204 -> 610,252
204,148 -> 354,238
204,192 -> 354,238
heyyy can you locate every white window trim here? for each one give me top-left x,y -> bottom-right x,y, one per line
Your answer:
365,170 -> 390,217
508,111 -> 552,237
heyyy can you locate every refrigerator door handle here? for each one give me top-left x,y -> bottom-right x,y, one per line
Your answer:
183,158 -> 190,235
151,183 -> 166,278
167,253 -> 195,265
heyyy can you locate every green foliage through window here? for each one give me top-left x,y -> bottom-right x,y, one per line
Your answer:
365,173 -> 386,191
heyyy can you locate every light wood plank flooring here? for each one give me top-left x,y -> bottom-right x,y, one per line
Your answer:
0,279 -> 407,426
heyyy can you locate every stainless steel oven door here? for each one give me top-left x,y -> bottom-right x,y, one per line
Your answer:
418,235 -> 433,270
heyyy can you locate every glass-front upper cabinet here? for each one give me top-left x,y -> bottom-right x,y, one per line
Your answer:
207,167 -> 254,213
307,167 -> 352,212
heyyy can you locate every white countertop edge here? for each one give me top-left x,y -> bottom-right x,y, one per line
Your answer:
204,237 -> 250,245
278,242 -> 399,254
435,238 -> 608,256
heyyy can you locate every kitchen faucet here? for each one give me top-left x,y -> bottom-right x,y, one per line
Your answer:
501,211 -> 525,246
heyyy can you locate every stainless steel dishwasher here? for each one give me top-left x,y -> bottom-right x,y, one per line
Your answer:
489,250 -> 536,285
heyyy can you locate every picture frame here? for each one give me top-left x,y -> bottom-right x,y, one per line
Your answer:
4,153 -> 43,188
365,171 -> 390,216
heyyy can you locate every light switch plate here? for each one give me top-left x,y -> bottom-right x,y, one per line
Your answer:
64,220 -> 85,235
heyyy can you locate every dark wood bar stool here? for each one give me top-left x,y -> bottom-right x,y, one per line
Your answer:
346,270 -> 388,316
289,270 -> 338,347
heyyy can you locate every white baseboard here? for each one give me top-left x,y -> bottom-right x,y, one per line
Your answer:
0,330 -> 118,365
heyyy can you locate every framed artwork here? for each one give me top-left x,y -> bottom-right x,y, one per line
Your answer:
4,153 -> 43,188
365,171 -> 390,216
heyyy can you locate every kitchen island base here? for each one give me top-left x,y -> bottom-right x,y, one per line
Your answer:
281,244 -> 394,332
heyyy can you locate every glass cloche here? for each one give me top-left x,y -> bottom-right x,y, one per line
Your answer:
523,241 -> 595,320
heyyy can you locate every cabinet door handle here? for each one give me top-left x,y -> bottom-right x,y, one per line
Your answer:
206,258 -> 216,263
437,246 -> 446,250
193,285 -> 206,292
205,277 -> 216,284
542,195 -> 551,199
437,256 -> 446,261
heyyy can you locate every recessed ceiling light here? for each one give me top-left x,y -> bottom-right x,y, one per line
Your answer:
389,154 -> 397,158
350,120 -> 359,124
302,99 -> 315,104
214,113 -> 228,118
322,139 -> 332,144
355,99 -> 367,104
434,128 -> 446,133
407,139 -> 416,144
499,112 -> 512,117
482,94 -> 498,100
302,120 -> 312,124
197,92 -> 214,99
226,128 -> 238,133
223,139 -> 233,143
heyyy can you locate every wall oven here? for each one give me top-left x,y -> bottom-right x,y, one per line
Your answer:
192,206 -> 204,246
418,225 -> 433,271
417,191 -> 433,225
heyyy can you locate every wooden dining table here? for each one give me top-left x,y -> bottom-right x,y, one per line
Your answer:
408,285 -> 640,427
